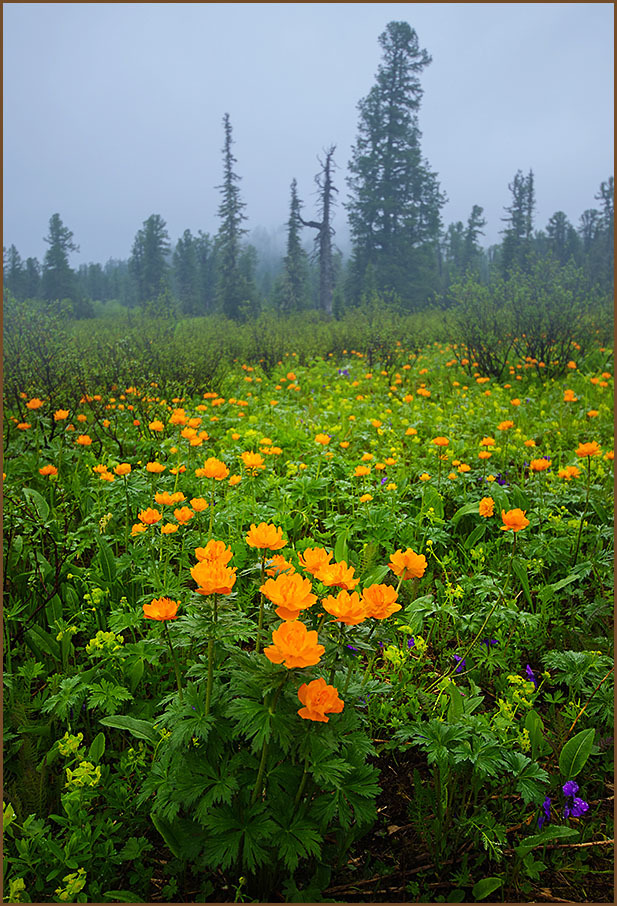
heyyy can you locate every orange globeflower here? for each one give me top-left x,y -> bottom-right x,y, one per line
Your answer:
405,427 -> 418,436
576,441 -> 602,458
558,465 -> 581,480
264,620 -> 325,669
54,409 -> 69,421
389,548 -> 427,580
202,457 -> 230,480
169,408 -> 187,425
246,522 -> 286,550
195,539 -> 234,565
39,464 -> 58,477
479,497 -> 495,518
146,461 -> 166,473
315,560 -> 359,591
530,458 -> 551,472
229,474 -> 242,486
161,523 -> 180,534
563,389 -> 578,402
297,678 -> 344,723
478,451 -> 492,460
174,506 -> 194,524
190,497 -> 209,512
298,547 -> 333,576
315,433 -> 331,445
265,554 -> 295,577
155,491 -> 176,506
26,397 -> 44,410
241,451 -> 265,474
131,523 -> 147,537
497,421 -> 514,431
361,584 -> 401,620
354,465 -> 371,477
114,463 -> 131,476
322,590 -> 367,625
500,508 -> 529,532
138,507 -> 162,525
432,436 -> 449,447
260,572 -> 317,621
148,419 -> 165,432
143,597 -> 179,621
191,559 -> 237,596
75,434 -> 92,446
480,437 -> 495,446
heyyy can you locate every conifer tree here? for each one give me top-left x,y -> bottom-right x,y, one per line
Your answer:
173,229 -> 199,315
275,178 -> 310,314
346,21 -> 445,306
129,214 -> 171,305
41,213 -> 79,302
300,146 -> 338,316
500,169 -> 535,277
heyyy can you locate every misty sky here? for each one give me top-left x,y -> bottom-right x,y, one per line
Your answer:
3,2 -> 614,266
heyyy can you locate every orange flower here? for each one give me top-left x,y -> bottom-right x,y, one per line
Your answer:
576,441 -> 602,458
479,497 -> 495,518
174,506 -> 194,524
131,523 -> 147,536
359,493 -> 373,502
143,597 -> 179,621
155,491 -> 176,506
558,465 -> 581,480
161,523 -> 180,534
195,539 -> 234,565
510,398 -> 521,406
265,554 -> 295,578
191,559 -> 237,595
26,397 -> 44,410
229,475 -> 242,486
190,497 -> 209,512
246,522 -> 286,550
260,572 -> 317,620
389,549 -> 427,580
54,409 -> 69,421
354,465 -> 371,477
497,421 -> 514,431
201,457 -> 230,480
263,620 -> 325,669
298,547 -> 333,576
432,436 -> 449,447
114,463 -> 131,476
169,408 -> 187,426
322,590 -> 367,625
39,464 -> 58,477
315,433 -> 331,445
457,463 -> 471,473
587,410 -> 599,418
315,560 -> 359,590
563,389 -> 578,402
419,472 -> 430,481
524,439 -> 536,447
529,456 -> 551,474
75,434 -> 92,446
478,451 -> 492,460
138,507 -> 162,525
500,508 -> 529,532
361,584 -> 401,620
480,437 -> 495,446
297,677 -> 344,722
148,419 -> 165,432
241,451 -> 265,474
405,427 -> 418,436
146,462 -> 166,473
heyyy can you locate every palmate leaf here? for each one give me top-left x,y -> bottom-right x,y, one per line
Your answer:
272,813 -> 323,872
200,802 -> 276,873
226,697 -> 272,750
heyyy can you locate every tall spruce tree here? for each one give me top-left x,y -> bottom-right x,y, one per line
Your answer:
129,214 -> 171,305
173,229 -> 199,315
275,178 -> 310,314
500,169 -> 535,277
41,213 -> 79,302
346,21 -> 445,307
215,113 -> 255,320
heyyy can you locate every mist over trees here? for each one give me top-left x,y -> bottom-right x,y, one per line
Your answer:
3,21 -> 613,320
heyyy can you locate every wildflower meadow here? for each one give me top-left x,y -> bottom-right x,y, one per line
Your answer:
3,317 -> 614,903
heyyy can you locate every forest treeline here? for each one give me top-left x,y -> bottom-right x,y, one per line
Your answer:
3,22 -> 614,321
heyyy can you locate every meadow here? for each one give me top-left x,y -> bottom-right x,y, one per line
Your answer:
2,310 -> 614,903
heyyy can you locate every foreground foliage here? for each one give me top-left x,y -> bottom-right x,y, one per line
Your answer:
2,318 -> 614,902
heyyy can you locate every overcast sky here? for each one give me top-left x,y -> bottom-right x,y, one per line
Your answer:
3,2 -> 614,265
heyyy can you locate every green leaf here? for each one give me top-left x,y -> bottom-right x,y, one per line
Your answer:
361,563 -> 390,586
127,658 -> 145,692
151,813 -> 203,861
464,522 -> 486,549
334,529 -> 349,564
447,683 -> 465,721
99,715 -> 158,743
24,625 -> 60,662
515,825 -> 579,857
559,728 -> 595,779
88,731 -> 106,763
472,877 -> 503,900
524,710 -> 549,759
103,891 -> 144,902
422,484 -> 444,518
451,501 -> 481,526
23,486 -> 50,522
45,594 -> 63,627
511,556 -> 532,606
97,537 -> 117,585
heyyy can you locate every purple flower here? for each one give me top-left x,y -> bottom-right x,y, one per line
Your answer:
380,475 -> 388,485
482,638 -> 498,648
526,664 -> 538,689
562,780 -> 579,797
453,655 -> 466,673
538,795 -> 551,829
407,637 -> 415,648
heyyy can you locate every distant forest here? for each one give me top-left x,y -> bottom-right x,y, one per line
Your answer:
3,22 -> 614,321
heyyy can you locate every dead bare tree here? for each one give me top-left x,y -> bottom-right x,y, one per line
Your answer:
299,145 -> 338,317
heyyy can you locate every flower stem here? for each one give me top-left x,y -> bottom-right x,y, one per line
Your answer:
163,621 -> 183,702
205,637 -> 214,715
572,456 -> 591,567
